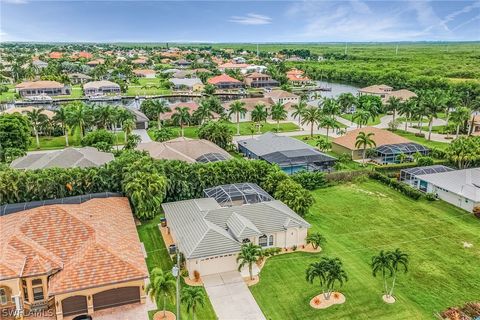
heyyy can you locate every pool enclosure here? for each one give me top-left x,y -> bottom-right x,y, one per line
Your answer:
261,149 -> 337,174
204,183 -> 273,207
400,165 -> 454,191
375,143 -> 429,164
196,152 -> 230,163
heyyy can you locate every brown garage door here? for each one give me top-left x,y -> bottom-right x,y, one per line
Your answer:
93,287 -> 140,311
62,295 -> 87,317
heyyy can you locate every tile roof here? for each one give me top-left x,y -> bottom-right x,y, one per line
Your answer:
238,132 -> 315,156
332,127 -> 410,150
358,84 -> 393,94
207,74 -> 242,84
83,80 -> 120,90
0,198 -> 148,294
222,97 -> 274,111
133,69 -> 156,76
218,63 -> 249,69
265,90 -> 299,100
15,81 -> 65,90
2,107 -> 55,119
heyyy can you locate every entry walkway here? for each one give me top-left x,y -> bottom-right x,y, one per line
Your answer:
202,271 -> 266,320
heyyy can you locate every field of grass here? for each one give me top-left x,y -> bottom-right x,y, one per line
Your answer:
137,215 -> 216,320
394,130 -> 450,150
127,77 -> 172,96
250,180 -> 480,320
28,130 -> 126,150
340,113 -> 383,126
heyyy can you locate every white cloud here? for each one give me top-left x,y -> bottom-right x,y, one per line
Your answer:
229,13 -> 272,25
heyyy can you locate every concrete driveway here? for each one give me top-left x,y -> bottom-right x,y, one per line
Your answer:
202,271 -> 266,320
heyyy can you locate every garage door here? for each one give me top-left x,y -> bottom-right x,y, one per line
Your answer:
62,295 -> 87,317
93,287 -> 140,311
198,255 -> 238,276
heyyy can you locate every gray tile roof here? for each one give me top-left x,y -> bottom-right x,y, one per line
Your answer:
163,197 -> 310,259
238,132 -> 315,156
10,147 -> 114,170
417,168 -> 480,201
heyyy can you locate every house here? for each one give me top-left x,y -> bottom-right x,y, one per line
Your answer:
163,101 -> 201,121
387,89 -> 417,102
172,70 -> 196,79
83,80 -> 121,96
86,58 -> 105,67
162,187 -> 310,278
125,107 -> 149,129
68,72 -> 92,84
174,59 -> 191,68
243,65 -> 268,74
48,52 -> 63,59
400,165 -> 454,187
223,97 -> 274,122
10,147 -> 114,170
469,115 -> 480,135
170,78 -> 204,92
286,69 -> 310,85
131,58 -> 148,65
136,137 -> 232,163
2,106 -> 55,119
238,132 -> 336,173
15,81 -> 70,97
232,57 -> 247,64
243,72 -> 279,88
0,197 -> 149,320
72,51 -> 93,59
217,62 -> 249,73
358,85 -> 416,103
264,89 -> 300,105
207,74 -> 243,89
133,69 -> 156,78
32,59 -> 48,69
415,168 -> 480,213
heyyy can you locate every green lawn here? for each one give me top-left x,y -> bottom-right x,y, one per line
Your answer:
126,77 -> 172,96
341,113 -> 384,126
250,181 -> 480,320
52,86 -> 84,99
0,85 -> 16,102
28,131 -> 126,150
394,130 -> 450,150
137,216 -> 217,320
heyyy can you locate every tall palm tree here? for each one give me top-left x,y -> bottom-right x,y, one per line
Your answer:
181,287 -> 206,320
146,268 -> 176,319
291,100 -> 307,127
151,100 -> 171,129
65,102 -> 92,138
301,107 -> 322,137
319,115 -> 339,139
319,97 -> 340,118
194,100 -> 213,125
251,104 -> 268,133
237,243 -> 262,280
388,249 -> 409,298
270,102 -> 287,131
26,108 -> 48,149
355,131 -> 376,164
450,107 -> 471,138
337,93 -> 357,114
122,118 -> 136,143
306,257 -> 348,300
420,89 -> 447,140
386,96 -> 402,126
352,109 -> 372,128
371,250 -> 394,299
228,101 -> 247,135
94,104 -> 115,129
171,106 -> 191,138
398,98 -> 416,131
53,107 -> 70,147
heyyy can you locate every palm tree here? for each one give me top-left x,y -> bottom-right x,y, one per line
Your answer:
26,108 -> 48,149
319,116 -> 339,139
355,131 -> 376,164
122,118 -> 136,143
450,107 -> 471,138
181,287 -> 206,320
251,104 -> 268,133
352,109 -> 372,128
388,249 -> 409,298
371,250 -> 394,299
146,268 -> 176,319
319,97 -> 340,118
53,107 -> 70,147
194,100 -> 214,125
337,92 -> 357,114
420,89 -> 447,140
65,102 -> 92,138
301,107 -> 322,137
315,137 -> 332,152
228,101 -> 247,135
237,243 -> 262,280
306,257 -> 348,300
270,102 -> 287,131
386,96 -> 402,126
171,106 -> 191,138
94,104 -> 115,129
150,100 -> 171,129
398,98 -> 416,131
306,232 -> 326,250
291,100 -> 308,127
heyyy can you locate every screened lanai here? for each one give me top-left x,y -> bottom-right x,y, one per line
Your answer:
196,152 -> 229,163
375,142 -> 429,164
204,183 -> 273,207
400,165 -> 454,189
261,149 -> 337,174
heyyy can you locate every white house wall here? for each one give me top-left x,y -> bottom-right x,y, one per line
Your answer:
428,183 -> 477,212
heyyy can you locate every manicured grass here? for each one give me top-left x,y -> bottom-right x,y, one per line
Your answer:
126,77 -> 172,96
0,85 -> 16,102
28,130 -> 126,150
52,86 -> 84,99
341,113 -> 384,126
394,130 -> 450,150
250,181 -> 480,320
138,216 -> 217,320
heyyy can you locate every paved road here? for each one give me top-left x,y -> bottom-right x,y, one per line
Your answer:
202,271 -> 266,320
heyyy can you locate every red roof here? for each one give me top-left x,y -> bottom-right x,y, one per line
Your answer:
49,52 -> 63,59
208,74 -> 241,84
74,51 -> 93,59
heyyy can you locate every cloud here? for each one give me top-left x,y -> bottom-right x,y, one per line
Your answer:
229,13 -> 272,25
1,0 -> 28,4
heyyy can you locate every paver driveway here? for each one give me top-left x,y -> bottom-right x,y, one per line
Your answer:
202,271 -> 266,320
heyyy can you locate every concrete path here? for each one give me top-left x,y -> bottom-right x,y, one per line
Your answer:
202,271 -> 266,320
133,129 -> 152,143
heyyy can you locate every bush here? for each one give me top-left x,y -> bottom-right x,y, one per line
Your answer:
369,171 -> 423,200
260,170 -> 289,194
93,141 -> 112,152
151,127 -> 175,142
197,121 -> 233,149
274,179 -> 314,216
325,169 -> 370,184
417,156 -> 434,166
425,193 -> 437,201
81,129 -> 115,149
291,171 -> 327,190
193,270 -> 200,281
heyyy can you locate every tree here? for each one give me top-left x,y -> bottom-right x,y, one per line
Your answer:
150,100 -> 171,129
122,118 -> 136,143
197,121 -> 233,149
146,268 -> 176,319
319,97 -> 340,118
319,116 -> 339,139
446,136 -> 480,169
270,102 -> 287,131
291,100 -> 308,127
371,250 -> 394,299
352,109 -> 373,128
65,102 -> 92,138
152,127 -> 175,142
388,249 -> 409,298
337,93 -> 357,113
306,232 -> 326,250
228,101 -> 247,135
181,287 -> 206,320
237,243 -> 262,280
94,104 -> 115,129
398,98 -> 417,130
81,129 -> 116,151
385,96 -> 402,127
450,107 -> 471,138
203,83 -> 216,96
124,134 -> 141,150
0,114 -> 31,161
53,107 -> 70,147
274,179 -> 314,217
306,257 -> 348,300
419,89 -> 447,140
171,106 -> 191,138
193,100 -> 214,125
315,137 -> 331,152
355,131 -> 376,164
251,104 -> 268,133
26,108 -> 48,149
301,107 -> 322,137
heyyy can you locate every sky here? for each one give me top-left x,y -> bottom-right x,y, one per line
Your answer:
0,0 -> 479,43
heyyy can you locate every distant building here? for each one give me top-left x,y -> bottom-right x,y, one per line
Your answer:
131,58 -> 148,65
286,68 -> 310,85
170,78 -> 204,91
264,89 -> 300,105
469,115 -> 480,136
86,58 -> 105,67
68,72 -> 92,84
125,107 -> 149,129
83,80 -> 121,96
232,57 -> 247,64
133,69 -> 156,78
49,52 -> 63,59
243,72 -> 279,88
32,59 -> 48,69
358,85 -> 417,103
174,59 -> 191,68
223,97 -> 274,122
207,74 -> 243,89
15,81 -> 70,97
218,62 -> 249,72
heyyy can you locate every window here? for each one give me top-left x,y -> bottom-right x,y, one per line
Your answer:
22,280 -> 28,301
31,279 -> 42,286
268,235 -> 274,246
258,235 -> 268,247
33,286 -> 44,301
0,289 -> 7,305
242,238 -> 251,244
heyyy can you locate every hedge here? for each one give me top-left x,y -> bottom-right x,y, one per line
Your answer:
369,171 -> 423,200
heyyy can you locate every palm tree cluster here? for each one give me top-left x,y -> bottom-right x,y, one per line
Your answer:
306,257 -> 348,300
371,249 -> 409,301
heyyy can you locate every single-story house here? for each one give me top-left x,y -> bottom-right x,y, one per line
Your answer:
243,65 -> 268,74
358,85 -> 416,103
48,52 -> 63,59
126,107 -> 149,129
238,132 -> 336,174
15,81 -> 70,97
131,58 -> 148,65
68,72 -> 92,84
0,197 -> 148,320
162,188 -> 310,278
415,167 -> 480,213
171,70 -> 196,79
32,59 -> 48,69
10,147 -> 114,170
174,59 -> 191,68
399,165 -> 454,187
170,78 -> 204,92
207,74 -> 243,89
217,62 -> 249,72
331,127 -> 428,163
136,137 -> 232,163
2,106 -> 55,119
133,69 -> 156,78
222,97 -> 274,122
243,72 -> 279,88
232,57 -> 246,64
86,58 -> 105,67
83,80 -> 121,96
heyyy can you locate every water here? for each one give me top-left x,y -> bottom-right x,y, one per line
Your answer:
315,81 -> 359,98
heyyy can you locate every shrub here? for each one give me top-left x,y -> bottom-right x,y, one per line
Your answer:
415,132 -> 425,138
260,170 -> 289,194
193,270 -> 200,281
417,156 -> 434,166
425,193 -> 437,201
291,171 -> 327,190
473,205 -> 480,219
151,127 -> 175,142
274,179 -> 314,217
197,121 -> 233,149
81,129 -> 115,149
292,245 -> 297,251
93,141 -> 112,152
369,171 -> 423,200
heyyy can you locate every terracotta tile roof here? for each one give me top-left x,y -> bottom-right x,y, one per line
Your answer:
332,127 -> 410,150
163,102 -> 199,119
207,74 -> 241,84
218,62 -> 248,69
2,107 -> 55,119
358,84 -> 393,94
86,58 -> 105,65
49,52 -> 63,59
16,81 -> 64,90
133,69 -> 156,76
265,90 -> 299,100
223,97 -> 274,111
0,198 -> 148,295
72,52 -> 93,59
132,58 -> 148,64
286,68 -> 310,82
388,89 -> 417,101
